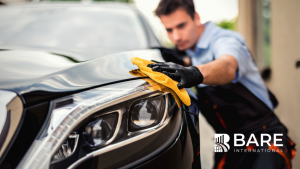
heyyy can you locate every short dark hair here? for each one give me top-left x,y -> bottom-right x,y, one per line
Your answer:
154,0 -> 195,20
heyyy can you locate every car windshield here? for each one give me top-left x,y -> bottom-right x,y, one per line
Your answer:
0,5 -> 148,61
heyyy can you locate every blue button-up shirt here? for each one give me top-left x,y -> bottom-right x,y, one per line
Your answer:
186,22 -> 273,110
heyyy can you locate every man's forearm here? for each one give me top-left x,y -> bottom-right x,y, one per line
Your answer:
196,55 -> 238,85
147,54 -> 238,88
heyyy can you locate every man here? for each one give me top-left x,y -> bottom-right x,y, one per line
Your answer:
148,0 -> 296,168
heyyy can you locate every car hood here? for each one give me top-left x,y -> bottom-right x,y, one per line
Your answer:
0,49 -> 163,104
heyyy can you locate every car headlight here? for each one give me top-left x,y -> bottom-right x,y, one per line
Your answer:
129,96 -> 165,131
17,80 -> 175,169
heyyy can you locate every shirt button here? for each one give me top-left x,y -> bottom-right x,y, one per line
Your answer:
213,104 -> 217,109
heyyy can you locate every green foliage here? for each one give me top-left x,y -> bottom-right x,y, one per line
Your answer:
215,19 -> 236,31
163,40 -> 175,48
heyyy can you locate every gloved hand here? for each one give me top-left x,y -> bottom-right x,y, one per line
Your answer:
147,62 -> 203,89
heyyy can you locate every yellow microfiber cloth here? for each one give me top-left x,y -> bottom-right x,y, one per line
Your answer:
129,57 -> 191,108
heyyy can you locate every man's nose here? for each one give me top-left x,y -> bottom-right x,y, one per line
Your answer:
172,29 -> 181,42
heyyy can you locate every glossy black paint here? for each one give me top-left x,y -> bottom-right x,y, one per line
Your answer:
0,49 -> 164,105
0,49 -> 201,168
0,102 -> 50,169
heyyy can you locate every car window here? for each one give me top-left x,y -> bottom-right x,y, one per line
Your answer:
0,6 -> 148,61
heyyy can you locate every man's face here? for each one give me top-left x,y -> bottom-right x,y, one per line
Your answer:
160,8 -> 200,50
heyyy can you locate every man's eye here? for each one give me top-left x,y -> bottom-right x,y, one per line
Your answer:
166,29 -> 172,33
178,23 -> 185,29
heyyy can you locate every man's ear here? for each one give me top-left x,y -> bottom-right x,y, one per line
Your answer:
194,12 -> 201,26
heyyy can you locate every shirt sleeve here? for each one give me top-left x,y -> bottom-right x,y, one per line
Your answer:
212,37 -> 253,83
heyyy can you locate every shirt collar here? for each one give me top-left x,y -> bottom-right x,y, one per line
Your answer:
186,22 -> 216,55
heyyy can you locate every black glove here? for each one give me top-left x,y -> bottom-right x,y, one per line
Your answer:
147,62 -> 203,89
151,47 -> 185,66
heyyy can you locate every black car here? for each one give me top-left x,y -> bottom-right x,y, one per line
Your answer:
0,2 -> 200,169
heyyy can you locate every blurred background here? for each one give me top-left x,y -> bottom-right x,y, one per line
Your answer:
1,0 -> 299,168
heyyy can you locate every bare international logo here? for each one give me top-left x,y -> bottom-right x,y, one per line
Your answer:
214,133 -> 284,153
214,134 -> 230,152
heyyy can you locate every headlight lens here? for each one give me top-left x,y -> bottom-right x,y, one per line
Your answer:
131,100 -> 160,127
82,113 -> 118,148
129,96 -> 165,131
131,100 -> 157,127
